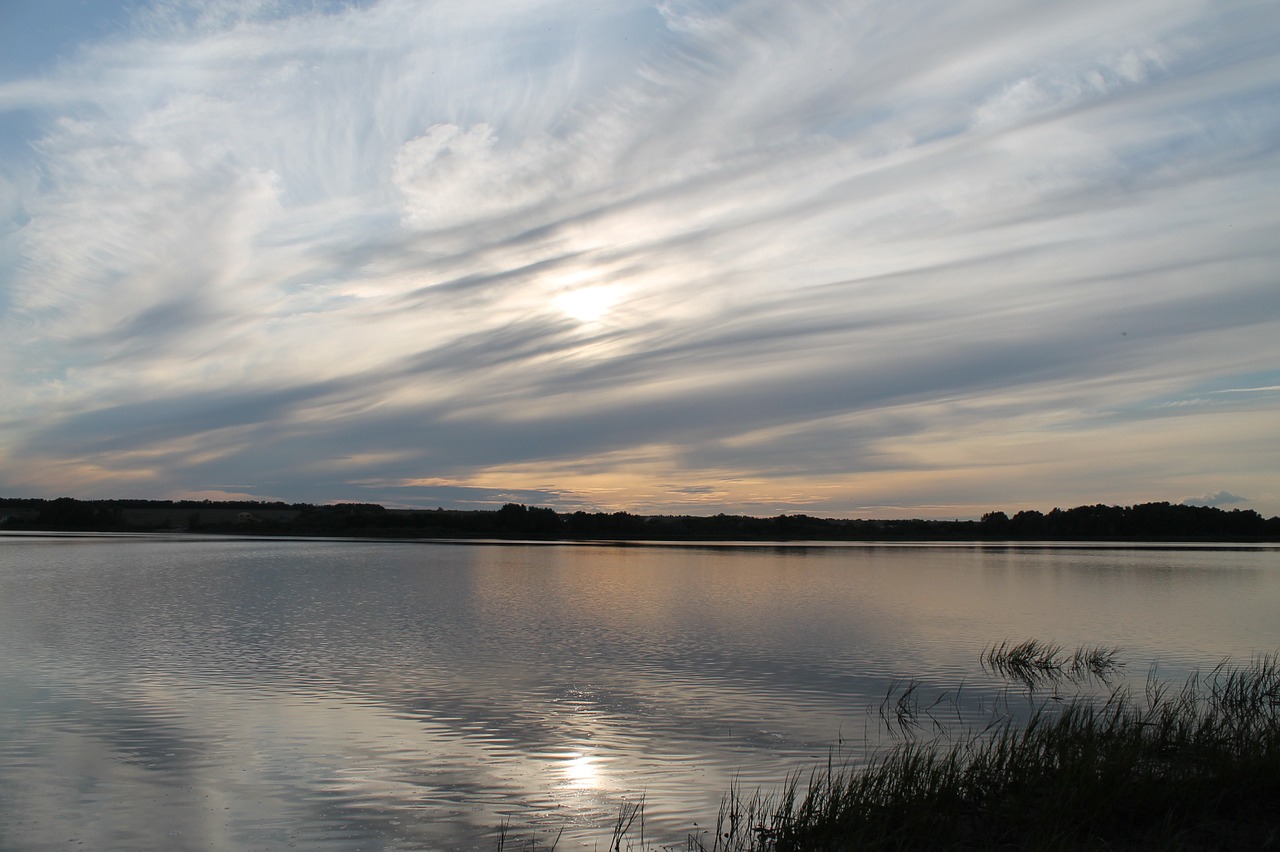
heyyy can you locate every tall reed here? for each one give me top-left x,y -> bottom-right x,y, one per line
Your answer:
982,638 -> 1123,687
702,654 -> 1280,851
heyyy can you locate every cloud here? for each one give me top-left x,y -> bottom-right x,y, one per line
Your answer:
1211,386 -> 1280,394
1182,491 -> 1248,508
1,0 -> 1279,516
170,488 -> 288,503
392,124 -> 579,230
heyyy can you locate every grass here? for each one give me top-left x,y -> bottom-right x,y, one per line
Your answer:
502,647 -> 1280,851
698,653 -> 1280,851
981,639 -> 1123,688
876,678 -> 967,737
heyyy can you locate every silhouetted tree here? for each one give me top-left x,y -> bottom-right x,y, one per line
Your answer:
980,511 -> 1010,535
1008,510 -> 1045,537
39,497 -> 96,529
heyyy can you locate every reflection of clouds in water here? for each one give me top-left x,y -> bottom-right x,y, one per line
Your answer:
0,672 -> 637,849
4,539 -> 1279,847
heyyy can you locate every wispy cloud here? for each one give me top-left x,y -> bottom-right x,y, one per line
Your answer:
1211,386 -> 1280,394
1183,491 -> 1248,508
2,0 -> 1279,516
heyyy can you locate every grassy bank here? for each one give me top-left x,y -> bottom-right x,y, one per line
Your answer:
698,654 -> 1280,851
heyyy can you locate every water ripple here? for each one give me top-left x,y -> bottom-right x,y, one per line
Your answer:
1,536 -> 1277,848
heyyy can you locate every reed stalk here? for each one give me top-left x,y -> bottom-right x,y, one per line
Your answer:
701,654 -> 1280,851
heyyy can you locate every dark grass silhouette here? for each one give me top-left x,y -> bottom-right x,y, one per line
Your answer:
697,654 -> 1280,851
981,639 -> 1124,689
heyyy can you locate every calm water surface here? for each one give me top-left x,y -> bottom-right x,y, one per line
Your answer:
1,535 -> 1278,849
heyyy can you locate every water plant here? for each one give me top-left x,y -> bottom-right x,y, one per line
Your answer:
876,679 -> 967,737
699,653 -> 1280,851
982,638 -> 1123,688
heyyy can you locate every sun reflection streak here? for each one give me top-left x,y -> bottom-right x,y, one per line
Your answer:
561,750 -> 602,789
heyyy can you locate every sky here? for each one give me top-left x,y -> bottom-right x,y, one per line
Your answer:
1,0 -> 1278,519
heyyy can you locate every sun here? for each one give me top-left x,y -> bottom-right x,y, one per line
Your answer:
552,285 -> 620,323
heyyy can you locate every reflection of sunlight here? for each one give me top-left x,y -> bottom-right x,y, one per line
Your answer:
562,751 -> 600,788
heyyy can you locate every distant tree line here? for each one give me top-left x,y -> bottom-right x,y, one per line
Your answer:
2,497 -> 1278,541
974,503 -> 1276,540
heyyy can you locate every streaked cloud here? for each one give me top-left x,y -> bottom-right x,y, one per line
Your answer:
2,0 -> 1278,517
1183,491 -> 1248,508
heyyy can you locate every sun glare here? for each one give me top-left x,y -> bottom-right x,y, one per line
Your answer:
553,285 -> 620,323
562,751 -> 601,788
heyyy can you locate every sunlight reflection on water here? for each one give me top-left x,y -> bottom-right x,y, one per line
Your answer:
0,536 -> 1277,849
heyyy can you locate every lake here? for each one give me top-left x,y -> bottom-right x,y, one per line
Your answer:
1,535 -> 1278,849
